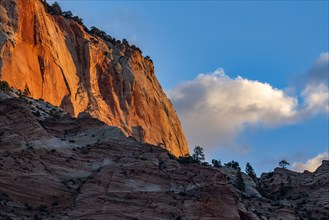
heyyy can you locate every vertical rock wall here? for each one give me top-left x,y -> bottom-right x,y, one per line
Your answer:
0,0 -> 189,156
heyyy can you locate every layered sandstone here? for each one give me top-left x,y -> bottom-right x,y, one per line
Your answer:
0,0 -> 188,156
0,91 -> 255,219
1,90 -> 328,219
257,161 -> 329,219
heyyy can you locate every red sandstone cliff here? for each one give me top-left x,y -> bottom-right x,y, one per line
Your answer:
0,0 -> 189,156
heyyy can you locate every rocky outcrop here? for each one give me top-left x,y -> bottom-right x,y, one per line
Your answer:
0,91 -> 255,219
1,90 -> 328,219
0,0 -> 189,157
257,161 -> 329,219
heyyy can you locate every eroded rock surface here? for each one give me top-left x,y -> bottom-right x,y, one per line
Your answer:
0,0 -> 189,157
0,92 -> 253,220
1,91 -> 328,219
257,161 -> 329,219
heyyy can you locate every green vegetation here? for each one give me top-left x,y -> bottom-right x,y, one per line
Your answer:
177,155 -> 194,164
211,159 -> 222,168
40,1 -> 147,57
62,10 -> 73,18
23,85 -> 30,96
279,159 -> 290,169
225,160 -> 241,171
0,80 -> 11,92
41,1 -> 84,25
245,162 -> 256,180
32,110 -> 41,117
49,109 -> 61,120
51,2 -> 62,15
145,56 -> 153,63
236,170 -> 245,192
90,26 -> 106,38
192,146 -> 205,163
122,39 -> 129,45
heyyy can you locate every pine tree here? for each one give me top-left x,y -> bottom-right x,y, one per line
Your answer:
52,2 -> 62,15
192,146 -> 205,163
279,159 -> 290,169
245,162 -> 256,180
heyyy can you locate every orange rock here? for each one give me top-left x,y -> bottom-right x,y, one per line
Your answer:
0,0 -> 189,157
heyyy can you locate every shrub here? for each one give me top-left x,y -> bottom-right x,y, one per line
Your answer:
49,110 -> 61,119
0,80 -> 11,92
72,16 -> 84,25
236,170 -> 245,192
167,151 -> 177,160
122,38 -> 129,45
62,10 -> 73,18
212,159 -> 222,168
225,160 -> 240,171
90,26 -> 102,36
177,155 -> 194,164
32,110 -> 41,117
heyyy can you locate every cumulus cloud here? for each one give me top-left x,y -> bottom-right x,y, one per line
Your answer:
292,152 -> 329,172
168,69 -> 299,148
299,52 -> 329,115
167,52 -> 328,150
302,52 -> 329,85
301,83 -> 329,114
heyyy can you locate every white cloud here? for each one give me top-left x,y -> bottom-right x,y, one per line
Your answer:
168,68 -> 299,149
167,53 -> 328,151
302,83 -> 329,114
315,52 -> 329,66
292,152 -> 329,172
298,52 -> 329,116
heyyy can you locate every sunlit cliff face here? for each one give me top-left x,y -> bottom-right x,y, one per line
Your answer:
0,0 -> 189,157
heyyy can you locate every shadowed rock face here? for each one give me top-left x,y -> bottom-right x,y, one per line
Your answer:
0,92 -> 255,220
0,0 -> 189,157
1,91 -> 328,219
257,162 -> 329,219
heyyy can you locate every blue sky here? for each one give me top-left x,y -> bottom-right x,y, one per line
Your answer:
52,0 -> 328,174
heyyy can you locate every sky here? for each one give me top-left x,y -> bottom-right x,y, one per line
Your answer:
50,0 -> 329,175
